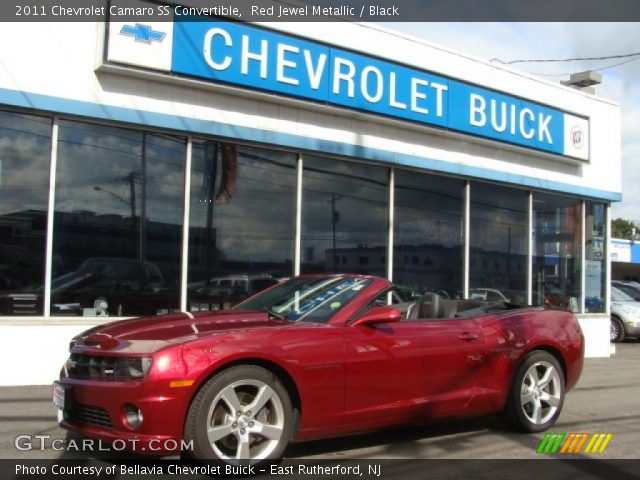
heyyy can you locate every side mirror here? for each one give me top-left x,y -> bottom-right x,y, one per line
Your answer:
352,306 -> 401,327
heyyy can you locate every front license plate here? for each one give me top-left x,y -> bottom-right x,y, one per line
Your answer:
52,381 -> 69,411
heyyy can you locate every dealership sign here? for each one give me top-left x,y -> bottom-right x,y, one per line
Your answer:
106,19 -> 590,160
611,239 -> 631,262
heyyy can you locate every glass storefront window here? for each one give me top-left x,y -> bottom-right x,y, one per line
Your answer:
0,111 -> 51,316
393,170 -> 463,298
585,202 -> 606,313
301,157 -> 388,276
532,193 -> 582,312
52,121 -> 185,316
0,109 -> 611,319
187,142 -> 296,311
470,183 -> 528,305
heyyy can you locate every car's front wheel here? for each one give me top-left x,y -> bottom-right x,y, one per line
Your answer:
610,315 -> 626,343
501,350 -> 565,433
184,365 -> 295,464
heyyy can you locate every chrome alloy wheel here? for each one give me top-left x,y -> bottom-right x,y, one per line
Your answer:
520,361 -> 561,425
610,319 -> 620,342
206,379 -> 285,462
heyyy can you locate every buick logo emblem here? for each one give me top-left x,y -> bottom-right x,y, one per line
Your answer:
570,126 -> 584,149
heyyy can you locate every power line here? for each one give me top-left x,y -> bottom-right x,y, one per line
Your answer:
492,51 -> 640,65
533,55 -> 640,77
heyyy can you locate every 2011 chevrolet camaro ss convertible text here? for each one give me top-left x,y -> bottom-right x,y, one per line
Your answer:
55,274 -> 584,464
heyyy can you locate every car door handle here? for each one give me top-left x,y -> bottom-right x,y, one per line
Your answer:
458,332 -> 478,341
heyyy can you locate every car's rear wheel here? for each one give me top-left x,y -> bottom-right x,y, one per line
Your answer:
184,365 -> 295,464
610,315 -> 626,343
501,350 -> 565,433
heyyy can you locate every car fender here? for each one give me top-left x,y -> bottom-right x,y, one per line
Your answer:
176,325 -> 345,432
476,309 -> 583,411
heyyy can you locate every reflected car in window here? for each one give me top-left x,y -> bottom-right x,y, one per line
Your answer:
0,225 -> 41,285
372,284 -> 423,317
469,288 -> 510,303
188,274 -> 281,310
50,258 -> 175,316
1,257 -> 176,316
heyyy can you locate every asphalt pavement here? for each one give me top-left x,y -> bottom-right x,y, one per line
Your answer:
1,342 -> 638,460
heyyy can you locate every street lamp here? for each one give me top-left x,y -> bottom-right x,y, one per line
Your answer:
94,185 -> 125,203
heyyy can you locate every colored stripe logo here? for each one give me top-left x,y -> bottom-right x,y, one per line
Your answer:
537,433 -> 613,454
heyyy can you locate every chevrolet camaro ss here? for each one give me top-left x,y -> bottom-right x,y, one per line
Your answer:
54,274 -> 584,463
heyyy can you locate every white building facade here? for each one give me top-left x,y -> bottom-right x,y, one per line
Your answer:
0,16 -> 622,385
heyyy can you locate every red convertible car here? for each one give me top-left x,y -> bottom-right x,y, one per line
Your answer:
55,274 -> 584,463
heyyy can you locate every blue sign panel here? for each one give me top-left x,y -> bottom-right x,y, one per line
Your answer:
173,21 -> 331,102
448,81 -> 563,155
171,19 -> 568,155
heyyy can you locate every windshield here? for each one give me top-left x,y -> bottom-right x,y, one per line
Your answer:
611,286 -> 635,302
615,284 -> 640,301
233,276 -> 372,323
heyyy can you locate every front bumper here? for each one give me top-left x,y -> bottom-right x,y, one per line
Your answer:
624,321 -> 640,337
57,377 -> 191,456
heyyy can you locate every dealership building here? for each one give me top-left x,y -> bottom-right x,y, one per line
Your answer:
0,13 -> 622,385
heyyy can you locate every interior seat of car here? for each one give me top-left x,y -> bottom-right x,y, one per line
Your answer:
405,292 -> 489,320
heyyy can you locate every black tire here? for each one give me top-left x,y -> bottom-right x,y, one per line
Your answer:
184,365 -> 295,464
500,350 -> 565,433
610,315 -> 626,343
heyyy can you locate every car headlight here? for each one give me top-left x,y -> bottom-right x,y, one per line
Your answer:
114,357 -> 152,379
65,354 -> 152,380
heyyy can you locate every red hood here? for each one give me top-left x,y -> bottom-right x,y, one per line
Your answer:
72,310 -> 286,354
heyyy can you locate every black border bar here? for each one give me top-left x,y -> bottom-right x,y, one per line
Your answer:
4,0 -> 640,22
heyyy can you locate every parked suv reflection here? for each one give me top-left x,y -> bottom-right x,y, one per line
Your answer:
1,257 -> 177,317
188,274 -> 280,311
50,258 -> 177,316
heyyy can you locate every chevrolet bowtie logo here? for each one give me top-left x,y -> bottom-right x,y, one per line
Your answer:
120,24 -> 165,44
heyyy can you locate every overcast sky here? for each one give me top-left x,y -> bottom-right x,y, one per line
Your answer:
382,22 -> 640,223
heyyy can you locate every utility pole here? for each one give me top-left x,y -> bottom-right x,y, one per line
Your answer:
96,170 -> 141,260
139,132 -> 147,261
113,170 -> 140,259
507,226 -> 511,287
128,170 -> 136,252
329,194 -> 342,273
205,142 -> 219,284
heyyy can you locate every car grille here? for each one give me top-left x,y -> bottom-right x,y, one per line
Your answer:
64,404 -> 113,429
67,354 -> 118,380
